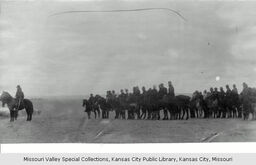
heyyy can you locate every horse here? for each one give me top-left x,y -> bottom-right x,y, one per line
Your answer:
94,96 -> 111,119
241,93 -> 256,120
159,95 -> 189,120
82,99 -> 93,119
190,94 -> 204,118
205,97 -> 219,118
0,91 -> 34,122
126,94 -> 141,120
175,95 -> 190,120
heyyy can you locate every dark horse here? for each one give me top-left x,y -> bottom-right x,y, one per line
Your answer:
82,99 -> 92,119
82,98 -> 101,119
0,91 -> 34,122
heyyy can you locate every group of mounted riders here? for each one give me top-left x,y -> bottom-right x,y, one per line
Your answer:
83,81 -> 256,120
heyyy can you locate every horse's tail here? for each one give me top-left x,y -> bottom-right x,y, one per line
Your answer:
24,99 -> 34,114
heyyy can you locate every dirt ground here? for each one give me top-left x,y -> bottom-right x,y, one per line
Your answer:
1,98 -> 256,143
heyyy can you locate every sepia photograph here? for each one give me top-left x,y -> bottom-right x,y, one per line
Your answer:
0,0 -> 256,143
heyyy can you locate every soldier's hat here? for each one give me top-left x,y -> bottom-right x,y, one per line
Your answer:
17,85 -> 21,88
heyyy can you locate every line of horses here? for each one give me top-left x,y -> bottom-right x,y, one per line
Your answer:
82,94 -> 256,120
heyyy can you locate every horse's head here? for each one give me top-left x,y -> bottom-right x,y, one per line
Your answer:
82,99 -> 87,107
0,91 -> 13,106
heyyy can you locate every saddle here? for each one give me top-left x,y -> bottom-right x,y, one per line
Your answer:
14,99 -> 25,110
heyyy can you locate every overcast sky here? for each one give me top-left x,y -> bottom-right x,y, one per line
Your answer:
0,0 -> 256,97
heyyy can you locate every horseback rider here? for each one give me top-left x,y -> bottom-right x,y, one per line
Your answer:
158,83 -> 168,99
118,89 -> 126,119
15,85 -> 24,109
111,90 -> 117,99
240,83 -> 251,101
88,93 -> 96,107
231,84 -> 239,103
119,89 -> 126,106
192,90 -> 199,101
142,86 -> 147,94
141,86 -> 148,104
219,87 -> 226,99
208,87 -> 214,99
106,91 -> 111,103
240,82 -> 252,118
151,85 -> 158,104
168,81 -> 175,97
203,90 -> 208,100
213,87 -> 219,101
219,87 -> 226,108
225,85 -> 232,94
232,84 -> 238,94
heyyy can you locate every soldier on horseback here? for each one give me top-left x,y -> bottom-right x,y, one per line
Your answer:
15,85 -> 24,109
88,94 -> 95,105
118,89 -> 126,119
168,81 -> 175,97
158,83 -> 168,99
231,84 -> 241,117
140,86 -> 148,119
240,82 -> 253,119
225,85 -> 232,98
232,84 -> 238,94
213,87 -> 219,101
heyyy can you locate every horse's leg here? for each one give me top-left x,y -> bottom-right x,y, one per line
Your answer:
115,109 -> 119,119
147,109 -> 151,120
10,110 -> 14,122
168,109 -> 172,120
238,106 -> 242,118
102,110 -> 105,119
137,108 -> 141,119
228,107 -> 231,118
157,110 -> 160,120
200,107 -> 203,118
28,113 -> 32,121
186,108 -> 189,120
122,110 -> 126,119
235,107 -> 238,118
23,108 -> 29,121
181,108 -> 185,120
96,109 -> 99,119
132,108 -> 135,119
87,111 -> 91,119
105,110 -> 108,119
141,108 -> 146,119
190,108 -> 194,118
163,109 -> 167,120
14,110 -> 18,120
143,108 -> 147,119
93,110 -> 96,119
